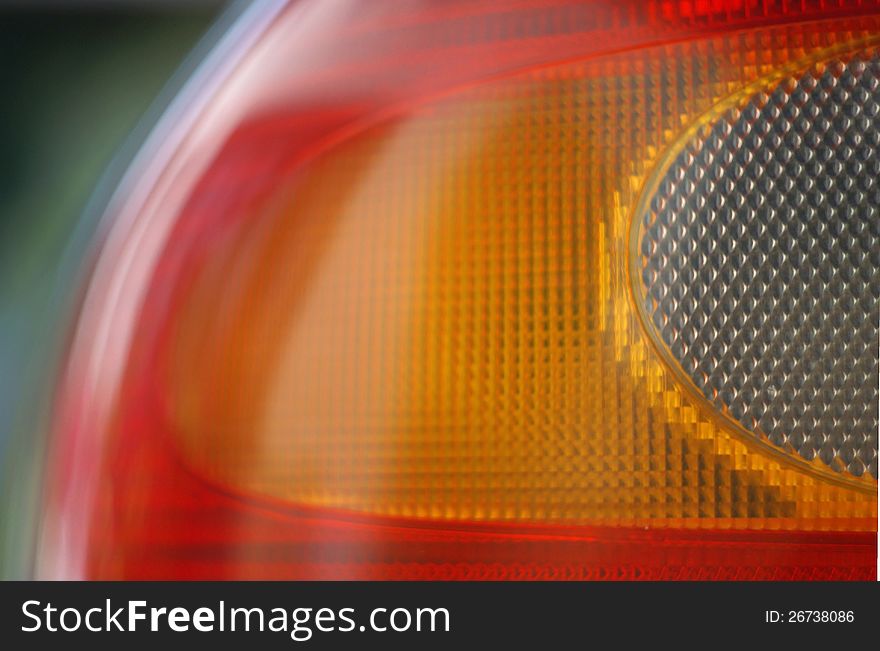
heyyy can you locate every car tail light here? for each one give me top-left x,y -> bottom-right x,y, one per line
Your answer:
39,0 -> 878,580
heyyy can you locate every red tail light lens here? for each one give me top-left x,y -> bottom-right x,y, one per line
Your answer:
40,0 -> 878,579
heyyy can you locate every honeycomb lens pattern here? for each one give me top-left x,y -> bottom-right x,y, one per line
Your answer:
639,53 -> 880,479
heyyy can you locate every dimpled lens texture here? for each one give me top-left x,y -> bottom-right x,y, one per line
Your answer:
640,52 -> 880,480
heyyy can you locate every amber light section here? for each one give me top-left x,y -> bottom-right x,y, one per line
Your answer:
161,24 -> 877,530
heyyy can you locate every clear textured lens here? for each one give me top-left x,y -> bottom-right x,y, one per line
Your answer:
639,52 -> 880,479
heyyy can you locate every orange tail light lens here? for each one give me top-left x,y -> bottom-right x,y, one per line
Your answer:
40,0 -> 878,579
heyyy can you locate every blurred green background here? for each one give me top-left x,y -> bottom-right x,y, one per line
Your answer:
0,2 -> 222,579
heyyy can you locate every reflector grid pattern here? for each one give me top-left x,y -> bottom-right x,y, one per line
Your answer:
640,53 -> 880,479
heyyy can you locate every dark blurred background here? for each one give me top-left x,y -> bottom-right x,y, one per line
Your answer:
0,0 -> 224,578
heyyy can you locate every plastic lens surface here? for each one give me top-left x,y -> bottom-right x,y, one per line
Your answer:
40,0 -> 880,580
